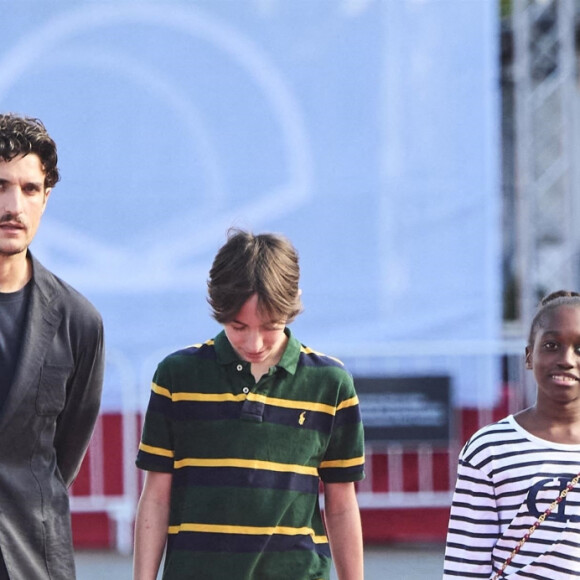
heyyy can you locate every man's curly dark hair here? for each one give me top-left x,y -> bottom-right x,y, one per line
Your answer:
0,113 -> 60,188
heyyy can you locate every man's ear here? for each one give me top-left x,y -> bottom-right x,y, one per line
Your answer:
525,346 -> 532,369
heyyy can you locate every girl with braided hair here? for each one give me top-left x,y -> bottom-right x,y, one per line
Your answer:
443,291 -> 580,579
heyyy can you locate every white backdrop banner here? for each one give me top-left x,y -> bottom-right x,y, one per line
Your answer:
0,1 -> 501,411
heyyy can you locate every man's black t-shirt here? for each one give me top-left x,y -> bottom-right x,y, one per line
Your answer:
0,282 -> 31,413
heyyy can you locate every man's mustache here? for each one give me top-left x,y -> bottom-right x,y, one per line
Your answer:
0,213 -> 25,225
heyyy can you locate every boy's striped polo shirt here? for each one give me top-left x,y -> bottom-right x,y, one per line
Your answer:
136,328 -> 365,579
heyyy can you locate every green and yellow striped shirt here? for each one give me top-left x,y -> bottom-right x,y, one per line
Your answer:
136,329 -> 365,579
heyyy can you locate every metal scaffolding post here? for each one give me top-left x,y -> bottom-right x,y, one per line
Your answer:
512,0 -> 578,337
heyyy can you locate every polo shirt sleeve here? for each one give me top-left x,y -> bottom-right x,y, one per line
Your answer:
318,371 -> 365,484
135,358 -> 175,473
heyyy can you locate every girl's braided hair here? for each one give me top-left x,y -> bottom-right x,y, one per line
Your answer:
528,290 -> 580,346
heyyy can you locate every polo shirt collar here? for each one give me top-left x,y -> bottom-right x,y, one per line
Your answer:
214,328 -> 300,375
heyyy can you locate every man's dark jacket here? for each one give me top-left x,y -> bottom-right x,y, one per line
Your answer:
0,254 -> 104,579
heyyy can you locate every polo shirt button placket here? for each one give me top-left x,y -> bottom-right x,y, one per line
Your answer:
242,387 -> 249,395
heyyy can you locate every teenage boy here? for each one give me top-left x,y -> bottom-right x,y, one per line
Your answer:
134,229 -> 364,580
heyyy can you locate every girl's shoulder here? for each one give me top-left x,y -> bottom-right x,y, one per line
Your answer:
463,415 -> 518,447
461,414 -> 580,466
459,415 -> 528,463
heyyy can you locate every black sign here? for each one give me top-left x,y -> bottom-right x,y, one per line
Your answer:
355,376 -> 451,444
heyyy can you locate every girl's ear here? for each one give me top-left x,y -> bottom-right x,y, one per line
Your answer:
525,346 -> 532,369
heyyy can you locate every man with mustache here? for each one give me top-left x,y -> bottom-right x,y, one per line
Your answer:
0,113 -> 105,579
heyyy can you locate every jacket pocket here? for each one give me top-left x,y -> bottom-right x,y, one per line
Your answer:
36,365 -> 71,416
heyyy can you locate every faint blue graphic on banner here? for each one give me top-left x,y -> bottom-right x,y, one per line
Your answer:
0,1 -> 501,412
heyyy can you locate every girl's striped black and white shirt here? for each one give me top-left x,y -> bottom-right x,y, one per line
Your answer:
443,415 -> 580,579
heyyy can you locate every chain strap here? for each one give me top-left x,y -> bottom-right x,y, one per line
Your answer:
492,472 -> 580,580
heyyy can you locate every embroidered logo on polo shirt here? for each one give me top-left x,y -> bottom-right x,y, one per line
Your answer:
299,411 -> 306,425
